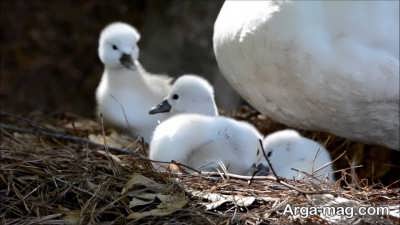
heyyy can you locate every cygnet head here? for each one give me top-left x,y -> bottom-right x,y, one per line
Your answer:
98,22 -> 141,70
149,75 -> 218,116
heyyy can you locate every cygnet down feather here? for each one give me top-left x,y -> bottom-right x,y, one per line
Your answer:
263,130 -> 335,181
149,114 -> 266,175
148,75 -> 268,174
96,22 -> 172,142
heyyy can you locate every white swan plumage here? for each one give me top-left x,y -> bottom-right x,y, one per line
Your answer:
213,1 -> 399,149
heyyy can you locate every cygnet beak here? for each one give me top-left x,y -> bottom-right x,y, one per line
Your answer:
251,163 -> 270,176
119,53 -> 135,70
149,99 -> 172,115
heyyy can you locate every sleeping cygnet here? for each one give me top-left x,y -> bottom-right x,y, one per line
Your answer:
96,22 -> 172,142
263,130 -> 335,181
148,75 -> 268,174
149,114 -> 267,175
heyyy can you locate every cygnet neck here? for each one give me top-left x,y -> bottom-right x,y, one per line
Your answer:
103,60 -> 148,89
193,101 -> 219,116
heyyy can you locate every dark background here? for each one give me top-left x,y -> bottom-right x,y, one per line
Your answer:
0,0 -> 241,116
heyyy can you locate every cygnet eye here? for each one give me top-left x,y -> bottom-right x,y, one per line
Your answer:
267,151 -> 272,157
112,44 -> 118,50
172,94 -> 179,100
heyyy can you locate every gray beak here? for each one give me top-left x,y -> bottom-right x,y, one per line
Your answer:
251,163 -> 270,176
120,53 -> 135,70
149,99 -> 172,115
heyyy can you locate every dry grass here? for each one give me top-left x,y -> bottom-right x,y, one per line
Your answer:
0,112 -> 221,225
0,109 -> 399,225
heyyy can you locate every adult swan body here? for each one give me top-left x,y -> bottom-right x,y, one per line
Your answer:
213,1 -> 399,149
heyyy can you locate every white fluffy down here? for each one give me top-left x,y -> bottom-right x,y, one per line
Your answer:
149,114 -> 265,175
96,22 -> 172,142
148,75 -> 266,174
263,130 -> 334,181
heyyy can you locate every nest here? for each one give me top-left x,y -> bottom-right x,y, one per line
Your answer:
0,110 -> 399,225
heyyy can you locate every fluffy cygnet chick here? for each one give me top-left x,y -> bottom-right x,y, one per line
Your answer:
96,22 -> 171,142
148,75 -> 268,174
263,130 -> 335,181
149,114 -> 266,175
149,75 -> 218,116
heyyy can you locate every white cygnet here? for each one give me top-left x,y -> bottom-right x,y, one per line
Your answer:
96,22 -> 171,142
148,75 -> 267,174
150,114 -> 266,175
149,75 -> 218,116
263,130 -> 335,181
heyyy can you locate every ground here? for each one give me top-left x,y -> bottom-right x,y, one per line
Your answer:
1,108 -> 399,225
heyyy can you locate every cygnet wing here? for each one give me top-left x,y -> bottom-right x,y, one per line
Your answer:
188,118 -> 261,174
